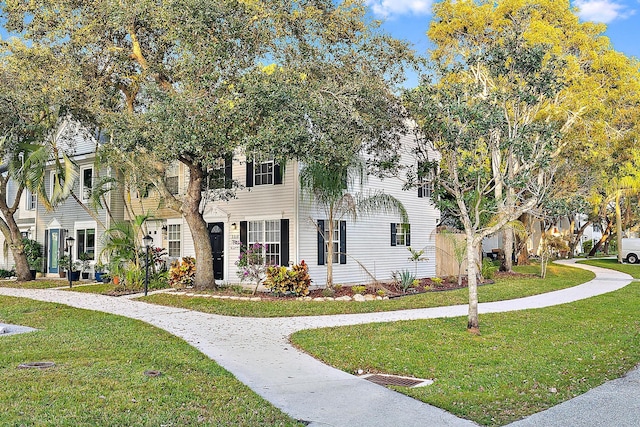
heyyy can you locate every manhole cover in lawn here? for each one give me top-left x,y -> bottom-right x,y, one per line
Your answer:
17,362 -> 55,369
144,370 -> 162,377
361,373 -> 433,388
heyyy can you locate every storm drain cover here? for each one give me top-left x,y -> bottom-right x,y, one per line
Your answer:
361,373 -> 433,388
17,362 -> 55,369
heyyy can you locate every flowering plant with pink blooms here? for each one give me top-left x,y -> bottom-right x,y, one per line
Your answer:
235,243 -> 267,294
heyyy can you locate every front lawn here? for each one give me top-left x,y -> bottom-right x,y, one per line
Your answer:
141,263 -> 593,317
291,281 -> 640,426
0,296 -> 301,426
0,279 -> 66,289
579,257 -> 640,278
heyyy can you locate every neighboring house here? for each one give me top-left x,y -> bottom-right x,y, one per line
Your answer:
132,131 -> 441,286
0,121 -> 125,277
482,214 -> 603,259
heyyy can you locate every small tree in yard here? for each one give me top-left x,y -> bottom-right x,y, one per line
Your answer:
236,243 -> 268,295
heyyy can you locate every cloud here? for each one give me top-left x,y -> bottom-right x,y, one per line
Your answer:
366,0 -> 433,18
573,0 -> 635,23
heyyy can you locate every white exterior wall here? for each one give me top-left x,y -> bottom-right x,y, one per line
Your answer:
197,154 -> 297,283
298,132 -> 440,286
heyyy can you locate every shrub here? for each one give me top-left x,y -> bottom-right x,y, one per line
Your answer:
264,260 -> 311,296
0,268 -> 15,278
168,257 -> 196,288
351,285 -> 366,295
236,243 -> 267,294
393,269 -> 416,293
376,288 -> 386,297
431,277 -> 443,286
482,258 -> 498,280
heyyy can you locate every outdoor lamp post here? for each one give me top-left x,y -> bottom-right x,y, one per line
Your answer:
143,234 -> 153,296
65,235 -> 75,288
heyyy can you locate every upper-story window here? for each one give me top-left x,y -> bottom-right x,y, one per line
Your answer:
25,189 -> 36,211
165,162 -> 179,195
205,154 -> 233,190
417,162 -> 435,199
81,167 -> 93,201
246,159 -> 282,187
255,161 -> 274,186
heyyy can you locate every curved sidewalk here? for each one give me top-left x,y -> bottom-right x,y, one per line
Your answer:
0,259 -> 637,426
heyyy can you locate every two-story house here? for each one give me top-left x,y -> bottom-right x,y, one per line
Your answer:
134,131 -> 441,286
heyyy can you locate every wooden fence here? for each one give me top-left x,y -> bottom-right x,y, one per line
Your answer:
436,232 -> 470,278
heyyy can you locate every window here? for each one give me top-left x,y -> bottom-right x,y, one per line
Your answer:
240,219 -> 289,266
167,224 -> 181,257
246,160 -> 282,187
255,161 -> 274,186
417,163 -> 435,198
248,220 -> 281,265
49,170 -> 64,199
76,228 -> 96,260
391,223 -> 411,246
25,189 -> 36,211
165,162 -> 179,195
317,220 -> 346,265
205,154 -> 232,190
81,167 -> 93,201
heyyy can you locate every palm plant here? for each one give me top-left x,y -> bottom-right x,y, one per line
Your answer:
300,159 -> 408,288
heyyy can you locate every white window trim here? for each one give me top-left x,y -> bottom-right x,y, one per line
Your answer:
254,160 -> 274,186
80,166 -> 93,202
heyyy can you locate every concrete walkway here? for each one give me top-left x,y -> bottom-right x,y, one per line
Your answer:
0,259 -> 637,426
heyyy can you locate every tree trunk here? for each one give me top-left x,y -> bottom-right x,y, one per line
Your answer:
568,220 -> 591,257
466,235 -> 480,334
182,164 -> 215,289
589,219 -> 612,257
516,213 -> 531,265
326,207 -> 335,288
502,226 -> 514,272
0,216 -> 32,281
615,192 -> 623,263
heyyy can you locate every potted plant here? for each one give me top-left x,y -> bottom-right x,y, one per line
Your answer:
58,255 -> 69,278
79,252 -> 92,280
94,261 -> 106,282
70,261 -> 82,281
23,239 -> 43,280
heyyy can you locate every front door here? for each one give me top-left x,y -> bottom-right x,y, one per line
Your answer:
209,222 -> 224,280
48,229 -> 60,274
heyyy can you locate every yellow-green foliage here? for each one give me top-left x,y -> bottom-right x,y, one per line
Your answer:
351,285 -> 366,295
264,261 -> 311,296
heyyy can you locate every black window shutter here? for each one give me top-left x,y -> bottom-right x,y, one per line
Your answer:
43,229 -> 49,273
339,220 -> 347,264
246,161 -> 254,187
280,219 -> 289,266
240,221 -> 248,251
224,153 -> 233,189
406,224 -> 411,246
418,186 -> 423,198
317,219 -> 325,265
391,223 -> 397,246
274,164 -> 283,185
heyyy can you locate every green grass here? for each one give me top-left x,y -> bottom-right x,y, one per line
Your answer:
0,279 -> 66,289
0,296 -> 301,426
579,258 -> 640,279
141,263 -> 593,317
291,282 -> 640,426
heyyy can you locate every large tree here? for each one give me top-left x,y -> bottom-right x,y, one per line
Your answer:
2,0 -> 413,289
405,0 -> 605,332
0,41 -> 87,280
